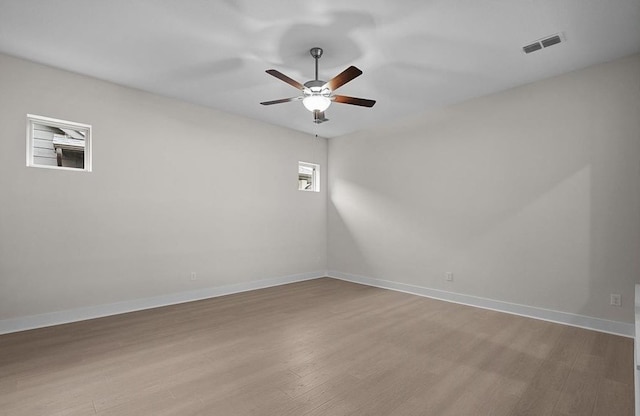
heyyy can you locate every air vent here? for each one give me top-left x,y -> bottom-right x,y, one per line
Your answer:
541,35 -> 562,48
523,42 -> 542,54
522,32 -> 565,54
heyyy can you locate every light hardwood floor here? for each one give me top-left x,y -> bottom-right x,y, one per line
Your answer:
0,278 -> 634,415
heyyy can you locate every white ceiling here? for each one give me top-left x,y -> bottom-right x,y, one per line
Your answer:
1,0 -> 639,138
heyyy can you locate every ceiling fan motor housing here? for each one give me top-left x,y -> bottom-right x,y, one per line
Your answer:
304,80 -> 326,89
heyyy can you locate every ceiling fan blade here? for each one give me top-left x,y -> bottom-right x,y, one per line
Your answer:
323,66 -> 362,91
313,110 -> 329,124
260,97 -> 300,105
332,95 -> 376,107
265,69 -> 304,90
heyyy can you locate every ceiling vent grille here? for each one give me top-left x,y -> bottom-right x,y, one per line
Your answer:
541,35 -> 562,48
523,33 -> 565,54
523,42 -> 542,54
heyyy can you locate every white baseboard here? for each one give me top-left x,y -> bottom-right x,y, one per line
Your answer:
328,270 -> 634,338
0,271 -> 327,335
3,270 -> 633,338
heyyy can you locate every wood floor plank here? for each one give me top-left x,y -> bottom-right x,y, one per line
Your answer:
591,379 -> 634,416
553,369 -> 599,415
513,386 -> 562,416
0,278 -> 634,416
604,335 -> 634,385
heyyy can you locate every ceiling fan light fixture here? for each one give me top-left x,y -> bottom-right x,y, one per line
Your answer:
302,95 -> 331,112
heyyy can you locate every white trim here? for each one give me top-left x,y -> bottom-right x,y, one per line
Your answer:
0,271 -> 327,335
636,284 -> 640,366
636,337 -> 640,416
328,270 -> 634,338
24,164 -> 92,172
635,284 -> 640,416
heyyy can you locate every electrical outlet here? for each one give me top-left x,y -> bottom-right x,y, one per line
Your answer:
610,294 -> 621,307
190,272 -> 197,281
445,272 -> 454,282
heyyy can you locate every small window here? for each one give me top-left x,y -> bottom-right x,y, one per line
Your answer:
26,114 -> 92,171
298,161 -> 319,192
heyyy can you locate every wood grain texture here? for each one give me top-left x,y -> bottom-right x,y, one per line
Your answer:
0,278 -> 634,415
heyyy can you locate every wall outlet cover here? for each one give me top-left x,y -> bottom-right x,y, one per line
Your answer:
610,294 -> 621,307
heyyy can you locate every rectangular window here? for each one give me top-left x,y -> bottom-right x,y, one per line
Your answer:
298,161 -> 319,192
26,114 -> 92,171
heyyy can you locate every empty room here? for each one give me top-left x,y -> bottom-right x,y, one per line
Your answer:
1,1 -> 639,415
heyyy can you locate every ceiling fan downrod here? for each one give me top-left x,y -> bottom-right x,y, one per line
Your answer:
310,47 -> 323,81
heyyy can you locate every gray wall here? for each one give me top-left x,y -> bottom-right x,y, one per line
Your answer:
2,51 -> 639,327
328,54 -> 640,323
0,53 -> 327,320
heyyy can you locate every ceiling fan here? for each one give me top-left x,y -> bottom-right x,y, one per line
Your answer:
260,47 -> 376,124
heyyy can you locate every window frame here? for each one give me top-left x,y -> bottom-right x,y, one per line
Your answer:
298,161 -> 320,192
26,114 -> 92,172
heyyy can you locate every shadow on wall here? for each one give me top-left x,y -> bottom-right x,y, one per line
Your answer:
328,159 -> 593,318
327,57 -> 640,324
